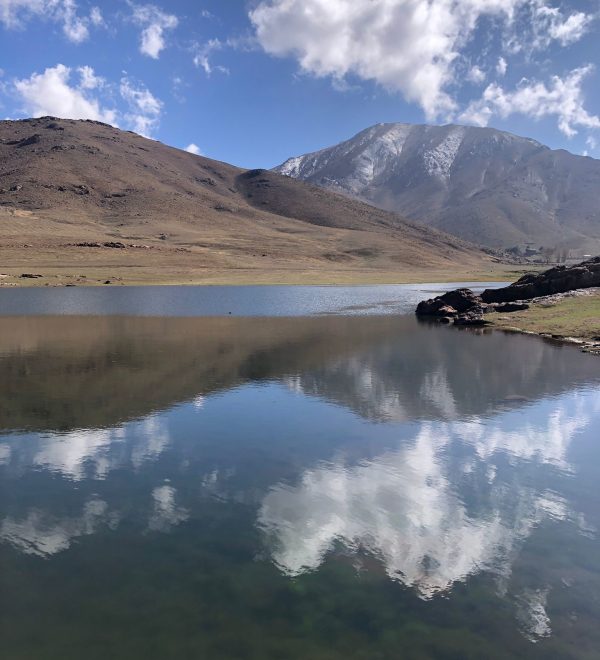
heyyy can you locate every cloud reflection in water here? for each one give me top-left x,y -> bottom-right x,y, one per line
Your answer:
259,392 -> 597,600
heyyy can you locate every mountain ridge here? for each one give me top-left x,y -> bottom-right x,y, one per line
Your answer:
274,122 -> 600,252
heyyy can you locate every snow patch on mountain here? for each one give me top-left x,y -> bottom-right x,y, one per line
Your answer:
423,126 -> 466,181
345,124 -> 413,192
278,155 -> 305,177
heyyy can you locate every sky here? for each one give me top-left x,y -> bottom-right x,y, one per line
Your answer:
0,0 -> 599,168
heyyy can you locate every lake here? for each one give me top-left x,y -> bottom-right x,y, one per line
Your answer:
1,285 -> 599,659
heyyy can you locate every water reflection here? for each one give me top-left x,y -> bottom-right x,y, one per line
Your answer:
259,392 -> 597,602
1,498 -> 114,557
1,315 -> 598,433
10,416 -> 172,481
148,485 -> 188,532
0,313 -> 599,656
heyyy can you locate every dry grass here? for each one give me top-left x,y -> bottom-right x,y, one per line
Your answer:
492,293 -> 600,340
0,242 -> 518,286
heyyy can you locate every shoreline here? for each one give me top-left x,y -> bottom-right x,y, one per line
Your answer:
487,289 -> 600,355
414,259 -> 600,356
495,326 -> 600,355
0,265 -> 524,288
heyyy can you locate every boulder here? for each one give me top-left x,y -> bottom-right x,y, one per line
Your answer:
438,288 -> 481,312
482,257 -> 600,303
416,288 -> 480,317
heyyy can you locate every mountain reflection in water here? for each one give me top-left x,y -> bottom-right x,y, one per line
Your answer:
1,313 -> 599,658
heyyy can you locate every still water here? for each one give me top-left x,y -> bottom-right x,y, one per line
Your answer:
0,286 -> 599,659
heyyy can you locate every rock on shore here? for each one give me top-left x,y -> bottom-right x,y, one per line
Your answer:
416,257 -> 600,325
415,289 -> 491,326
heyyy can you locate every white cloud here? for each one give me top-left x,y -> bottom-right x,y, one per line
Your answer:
0,0 -> 102,43
250,0 -> 595,119
496,56 -> 508,76
460,65 -> 600,137
77,64 -> 104,90
250,0 -> 530,118
130,2 -> 178,59
534,5 -> 592,47
184,142 -> 201,155
60,0 -> 88,42
14,63 -> 117,124
120,76 -> 162,136
467,65 -> 486,84
89,5 -> 102,26
13,63 -> 164,137
193,38 -> 230,76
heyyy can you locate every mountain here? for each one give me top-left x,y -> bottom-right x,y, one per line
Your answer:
275,123 -> 600,251
0,117 -> 490,285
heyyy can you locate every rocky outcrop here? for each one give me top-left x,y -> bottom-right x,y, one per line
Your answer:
416,288 -> 489,325
415,288 -> 481,317
415,258 -> 599,345
481,257 -> 600,303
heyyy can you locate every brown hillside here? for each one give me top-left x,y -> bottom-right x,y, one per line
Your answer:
0,117 -> 494,285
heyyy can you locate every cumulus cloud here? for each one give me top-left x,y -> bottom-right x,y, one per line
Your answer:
184,142 -> 201,155
130,2 -> 178,59
460,65 -> 600,137
14,63 -> 117,124
467,65 -> 486,84
120,76 -> 163,136
0,0 -> 102,43
249,0 -> 594,119
496,56 -> 508,77
13,64 -> 164,136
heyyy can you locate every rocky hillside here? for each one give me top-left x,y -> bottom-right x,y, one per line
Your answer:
275,123 -> 600,251
0,117 -> 490,284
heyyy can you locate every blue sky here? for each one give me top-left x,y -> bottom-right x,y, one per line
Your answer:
0,0 -> 599,168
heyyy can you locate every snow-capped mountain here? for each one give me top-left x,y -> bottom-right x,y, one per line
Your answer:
275,123 -> 600,249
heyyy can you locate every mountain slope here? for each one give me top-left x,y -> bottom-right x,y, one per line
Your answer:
275,123 -> 600,250
0,117 -> 492,285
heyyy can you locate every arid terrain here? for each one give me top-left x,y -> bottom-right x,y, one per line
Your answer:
0,117 -> 507,286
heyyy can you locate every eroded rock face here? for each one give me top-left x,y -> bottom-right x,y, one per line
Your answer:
481,257 -> 600,304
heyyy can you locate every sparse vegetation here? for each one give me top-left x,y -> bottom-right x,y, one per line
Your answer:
492,293 -> 600,341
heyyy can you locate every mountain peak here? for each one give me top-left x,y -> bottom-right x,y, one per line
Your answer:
274,123 -> 596,250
